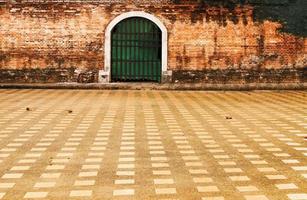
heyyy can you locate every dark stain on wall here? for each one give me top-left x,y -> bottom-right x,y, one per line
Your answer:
0,68 -> 98,83
179,0 -> 307,37
172,67 -> 307,84
0,68 -> 76,83
3,0 -> 306,37
252,0 -> 306,37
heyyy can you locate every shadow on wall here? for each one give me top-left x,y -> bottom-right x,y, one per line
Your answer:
186,0 -> 306,37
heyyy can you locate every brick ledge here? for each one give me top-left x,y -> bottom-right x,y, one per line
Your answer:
0,82 -> 306,91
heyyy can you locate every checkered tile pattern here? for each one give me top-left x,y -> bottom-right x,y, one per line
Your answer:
0,90 -> 306,200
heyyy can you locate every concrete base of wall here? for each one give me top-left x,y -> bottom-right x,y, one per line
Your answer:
1,67 -> 305,85
0,82 -> 306,91
172,68 -> 306,84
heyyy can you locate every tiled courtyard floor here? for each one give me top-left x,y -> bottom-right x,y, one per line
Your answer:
0,89 -> 306,200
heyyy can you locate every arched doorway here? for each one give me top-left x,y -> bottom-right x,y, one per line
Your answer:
111,17 -> 162,82
103,11 -> 168,83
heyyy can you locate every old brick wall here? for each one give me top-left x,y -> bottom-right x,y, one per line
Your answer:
0,0 -> 306,83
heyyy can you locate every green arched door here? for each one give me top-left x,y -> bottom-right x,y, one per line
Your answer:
111,17 -> 162,82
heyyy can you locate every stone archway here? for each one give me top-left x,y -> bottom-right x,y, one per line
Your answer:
100,11 -> 168,83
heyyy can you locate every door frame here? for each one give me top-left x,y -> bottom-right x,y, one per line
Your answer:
101,11 -> 168,83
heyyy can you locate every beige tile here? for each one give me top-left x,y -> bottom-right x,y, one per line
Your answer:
74,180 -> 95,186
250,160 -> 268,165
154,179 -> 174,184
244,195 -> 269,200
2,173 -> 23,179
152,163 -> 169,168
113,189 -> 134,196
202,197 -> 224,200
78,171 -> 98,177
229,176 -> 250,181
224,168 -> 243,173
266,175 -> 287,180
282,159 -> 300,164
0,183 -> 15,188
70,190 -> 92,197
236,186 -> 259,192
287,193 -> 307,200
291,166 -> 307,171
24,192 -> 48,198
155,188 -> 176,194
275,183 -> 298,190
189,169 -> 208,174
218,161 -> 236,166
153,170 -> 171,175
116,171 -> 135,176
34,182 -> 56,188
197,186 -> 219,192
193,177 -> 213,183
257,167 -> 277,172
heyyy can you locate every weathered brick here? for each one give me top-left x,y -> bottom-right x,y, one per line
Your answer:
0,0 -> 306,83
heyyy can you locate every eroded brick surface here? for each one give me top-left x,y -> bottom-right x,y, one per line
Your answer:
0,1 -> 306,83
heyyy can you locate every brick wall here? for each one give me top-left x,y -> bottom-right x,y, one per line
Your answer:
0,0 -> 306,83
